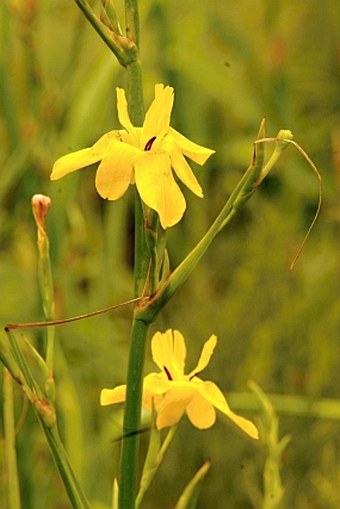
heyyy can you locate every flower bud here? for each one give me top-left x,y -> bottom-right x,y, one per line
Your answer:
32,194 -> 51,234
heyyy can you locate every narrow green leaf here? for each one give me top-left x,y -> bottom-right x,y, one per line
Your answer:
175,460 -> 211,509
3,370 -> 22,509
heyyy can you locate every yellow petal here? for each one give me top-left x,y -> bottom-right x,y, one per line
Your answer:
116,88 -> 135,133
143,372 -> 170,394
156,399 -> 186,429
151,331 -> 170,372
186,393 -> 216,429
51,148 -> 99,180
169,127 -> 215,165
163,136 -> 203,197
188,335 -> 217,379
92,130 -> 125,153
141,84 -> 174,148
171,330 -> 187,377
100,385 -> 126,406
151,330 -> 186,378
135,153 -> 186,228
226,411 -> 259,440
199,381 -> 231,413
51,130 -> 125,181
200,381 -> 259,439
142,386 -> 165,413
95,143 -> 141,200
156,386 -> 194,429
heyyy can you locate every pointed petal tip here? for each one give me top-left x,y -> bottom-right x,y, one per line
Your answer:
229,412 -> 259,440
244,421 -> 259,440
50,168 -> 65,181
50,160 -> 67,181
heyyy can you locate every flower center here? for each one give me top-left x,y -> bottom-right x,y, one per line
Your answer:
163,366 -> 173,380
144,136 -> 157,151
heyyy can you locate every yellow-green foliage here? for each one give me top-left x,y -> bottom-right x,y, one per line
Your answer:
1,1 -> 340,508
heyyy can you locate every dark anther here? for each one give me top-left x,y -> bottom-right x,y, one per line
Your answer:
163,366 -> 173,380
144,136 -> 157,151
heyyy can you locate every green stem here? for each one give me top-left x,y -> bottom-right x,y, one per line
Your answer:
125,0 -> 140,47
119,1 -> 150,505
5,327 -> 91,508
3,370 -> 22,509
144,209 -> 164,295
42,425 -> 92,509
119,317 -> 149,509
124,41 -> 147,299
125,59 -> 147,298
5,329 -> 35,397
133,190 -> 149,297
74,0 -> 138,67
136,125 -> 266,323
119,0 -> 150,505
64,2 -> 148,506
136,425 -> 177,508
37,235 -> 55,371
135,121 -> 296,323
46,327 -> 55,374
126,60 -> 144,124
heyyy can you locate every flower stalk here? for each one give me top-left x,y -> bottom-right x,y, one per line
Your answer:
3,369 -> 22,509
119,316 -> 149,509
2,194 -> 92,509
32,194 -> 55,371
44,426 -> 92,509
135,119 -> 268,324
64,6 -> 148,501
250,381 -> 290,509
4,325 -> 91,509
175,460 -> 211,509
117,2 -> 150,506
74,0 -> 138,67
136,424 -> 177,508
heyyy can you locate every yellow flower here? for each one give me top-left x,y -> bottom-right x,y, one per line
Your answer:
100,329 -> 259,439
51,84 -> 214,228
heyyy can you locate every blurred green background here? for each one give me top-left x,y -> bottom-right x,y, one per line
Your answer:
1,0 -> 340,508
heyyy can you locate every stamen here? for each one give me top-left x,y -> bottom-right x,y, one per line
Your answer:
163,366 -> 173,380
144,136 -> 157,151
